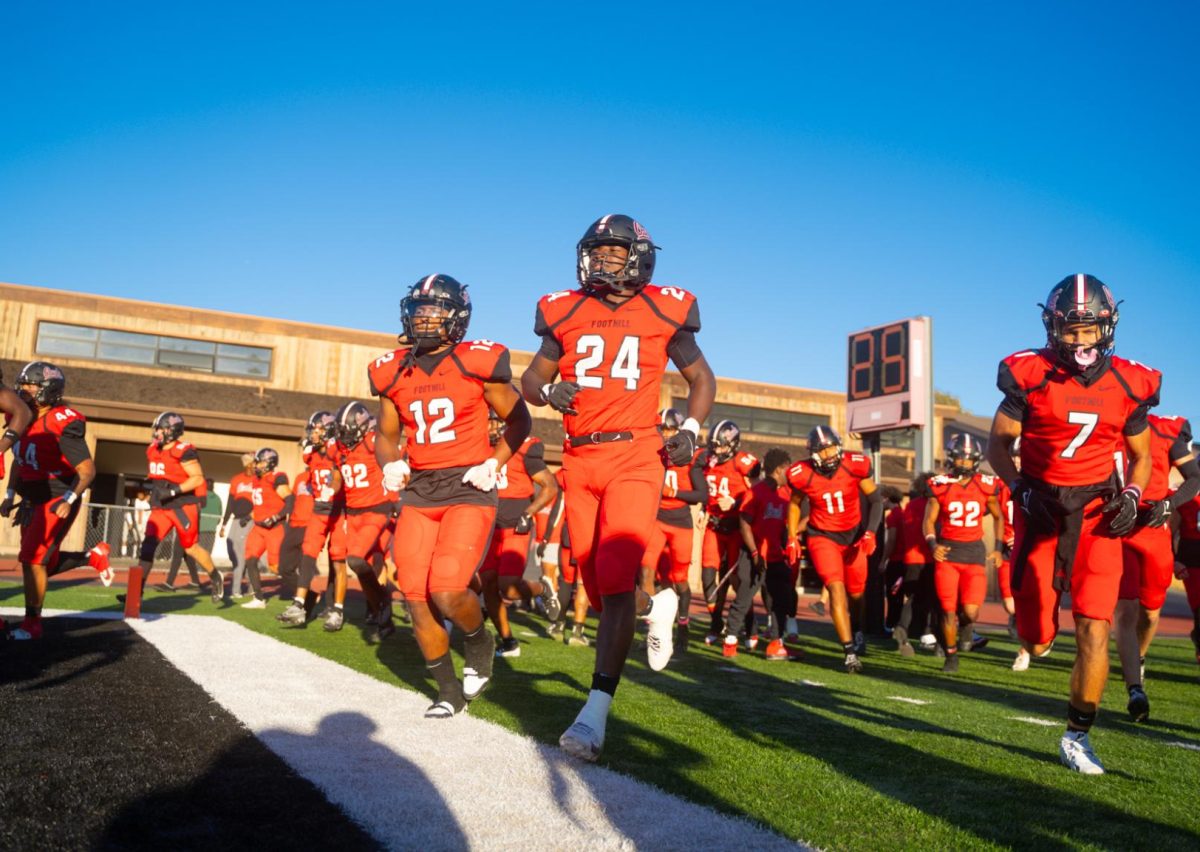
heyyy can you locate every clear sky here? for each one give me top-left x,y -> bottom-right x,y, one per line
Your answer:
2,2 -> 1196,418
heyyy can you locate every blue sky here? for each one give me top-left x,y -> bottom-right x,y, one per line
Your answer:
2,2 -> 1197,417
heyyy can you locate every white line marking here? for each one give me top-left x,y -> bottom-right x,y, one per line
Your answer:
717,666 -> 744,673
518,631 -> 537,638
1167,741 -> 1200,752
1008,716 -> 1058,727
127,615 -> 806,850
799,680 -> 825,687
887,696 -> 929,706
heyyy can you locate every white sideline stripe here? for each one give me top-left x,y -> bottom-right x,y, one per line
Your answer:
799,680 -> 825,687
717,665 -> 744,673
1009,716 -> 1058,727
1167,741 -> 1200,752
887,696 -> 929,706
126,615 -> 806,851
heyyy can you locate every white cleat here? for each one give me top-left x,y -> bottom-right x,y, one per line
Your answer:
559,719 -> 605,763
1012,649 -> 1030,672
644,588 -> 679,672
241,597 -> 267,610
1060,731 -> 1105,775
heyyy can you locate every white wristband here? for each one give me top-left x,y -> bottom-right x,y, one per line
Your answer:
64,491 -> 79,506
681,417 -> 700,436
540,383 -> 552,403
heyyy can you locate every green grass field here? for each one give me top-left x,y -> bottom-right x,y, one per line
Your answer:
6,578 -> 1200,851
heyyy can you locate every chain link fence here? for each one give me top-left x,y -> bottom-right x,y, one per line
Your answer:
81,503 -> 229,566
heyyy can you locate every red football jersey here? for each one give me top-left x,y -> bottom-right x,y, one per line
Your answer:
1140,414 -> 1192,502
251,471 -> 289,522
928,473 -> 998,543
534,284 -> 700,435
995,480 -> 1014,545
741,478 -> 790,561
699,452 -> 751,520
498,436 -> 546,500
290,471 -> 313,527
368,341 -> 510,470
146,441 -> 207,504
661,459 -> 695,512
997,349 -> 1161,487
898,496 -> 932,564
331,433 -> 390,509
305,442 -> 342,499
13,406 -> 88,497
1177,491 -> 1200,541
786,452 -> 872,533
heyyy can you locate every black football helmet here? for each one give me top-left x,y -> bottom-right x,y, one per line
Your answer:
807,425 -> 844,474
16,361 -> 66,408
576,214 -> 658,295
708,419 -> 741,463
657,408 -> 684,435
400,274 -> 472,353
152,411 -> 186,447
305,410 -> 336,447
253,447 -> 280,476
334,400 -> 373,449
487,408 -> 506,446
945,433 -> 983,477
1040,273 -> 1119,374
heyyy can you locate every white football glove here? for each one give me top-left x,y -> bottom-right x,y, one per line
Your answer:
382,459 -> 411,492
318,484 -> 336,502
462,458 -> 500,492
717,495 -> 736,512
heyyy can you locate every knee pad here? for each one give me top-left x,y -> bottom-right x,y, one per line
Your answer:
346,555 -> 371,577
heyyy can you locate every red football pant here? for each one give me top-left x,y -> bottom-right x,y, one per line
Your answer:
481,527 -> 532,578
146,505 -> 201,550
997,559 -> 1013,599
1012,495 -> 1121,647
562,437 -> 662,610
644,521 -> 693,585
702,527 -> 741,572
391,503 -> 495,602
935,561 -> 987,611
1118,523 -> 1173,611
806,535 -> 868,596
303,511 -> 348,561
1184,569 -> 1200,611
345,510 -> 389,561
245,524 -> 285,565
19,500 -> 81,565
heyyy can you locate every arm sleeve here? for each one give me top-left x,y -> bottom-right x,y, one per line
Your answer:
281,493 -> 295,516
667,330 -> 702,370
524,441 -> 548,476
675,463 -> 708,505
1170,420 -> 1194,461
864,487 -> 884,536
489,348 -> 513,384
533,304 -> 565,361
221,491 -> 234,524
1169,457 -> 1200,508
1124,404 -> 1152,436
59,419 -> 91,467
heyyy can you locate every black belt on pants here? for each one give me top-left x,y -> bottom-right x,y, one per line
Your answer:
568,431 -> 633,448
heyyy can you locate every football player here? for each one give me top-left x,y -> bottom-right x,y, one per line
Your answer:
740,448 -> 801,661
278,411 -> 349,627
721,449 -> 769,655
323,401 -> 394,635
1174,491 -> 1200,666
240,447 -> 293,609
0,364 -> 34,479
217,452 -> 257,598
480,408 -> 560,657
639,409 -> 706,650
372,273 -> 531,719
1114,413 -> 1200,721
994,440 -> 1020,641
785,426 -> 883,673
696,420 -> 751,648
522,214 -> 715,761
119,412 -> 224,610
0,362 -> 111,639
987,274 -> 1160,775
922,434 -> 1003,673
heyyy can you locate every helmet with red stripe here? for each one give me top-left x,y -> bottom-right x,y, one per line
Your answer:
1040,273 -> 1119,374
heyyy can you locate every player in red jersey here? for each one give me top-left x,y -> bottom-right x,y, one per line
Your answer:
481,409 -> 559,657
1174,491 -> 1200,666
522,214 -> 715,761
694,420 -> 752,648
0,365 -> 34,481
639,409 -> 706,651
741,448 -> 802,661
373,274 -> 531,719
278,411 -> 350,627
786,426 -> 883,673
118,412 -> 224,612
993,439 -> 1020,641
0,363 -> 111,639
987,274 -> 1160,775
719,447 -> 767,655
240,447 -> 293,610
922,434 -> 1003,673
1115,414 -> 1200,721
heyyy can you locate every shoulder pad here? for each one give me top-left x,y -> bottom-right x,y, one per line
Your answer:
536,289 -> 585,327
785,460 -> 811,484
364,431 -> 378,453
976,473 -> 998,495
844,453 -> 872,477
48,406 -> 85,433
368,349 -> 406,397
173,441 -> 194,455
1000,349 -> 1054,387
1110,356 -> 1162,402
455,341 -> 511,383
272,472 -> 289,488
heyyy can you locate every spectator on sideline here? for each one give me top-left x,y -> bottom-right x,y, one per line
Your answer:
218,453 -> 256,599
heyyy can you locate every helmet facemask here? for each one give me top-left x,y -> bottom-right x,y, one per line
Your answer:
1040,274 -> 1119,376
576,215 -> 658,296
152,412 -> 185,448
708,420 -> 741,463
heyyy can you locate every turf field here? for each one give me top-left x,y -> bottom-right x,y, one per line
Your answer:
4,578 -> 1199,851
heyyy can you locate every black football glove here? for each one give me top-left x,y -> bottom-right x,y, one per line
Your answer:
260,513 -> 282,529
1143,498 -> 1172,528
1014,481 -> 1059,531
13,501 -> 32,528
514,513 -> 534,535
1103,488 -> 1141,537
541,381 -> 581,416
663,427 -> 697,467
152,481 -> 182,504
0,497 -> 13,518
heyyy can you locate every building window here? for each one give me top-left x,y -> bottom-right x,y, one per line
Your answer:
672,398 -> 830,439
35,321 -> 272,379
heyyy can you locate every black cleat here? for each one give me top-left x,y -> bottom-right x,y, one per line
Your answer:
943,653 -> 960,674
1127,686 -> 1150,723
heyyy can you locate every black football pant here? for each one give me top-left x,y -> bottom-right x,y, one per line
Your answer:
897,562 -> 937,639
763,562 -> 795,640
277,524 -> 306,600
884,560 -> 907,629
723,550 -> 762,639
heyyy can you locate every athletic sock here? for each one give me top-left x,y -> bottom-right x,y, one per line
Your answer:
426,653 -> 465,709
26,606 -> 41,619
591,672 -> 620,697
842,641 -> 855,655
1067,702 -> 1096,732
292,596 -> 305,607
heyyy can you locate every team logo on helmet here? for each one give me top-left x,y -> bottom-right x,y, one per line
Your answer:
708,419 -> 742,462
152,411 -> 186,447
334,400 -> 373,449
807,425 -> 844,475
16,361 -> 67,408
253,447 -> 280,475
